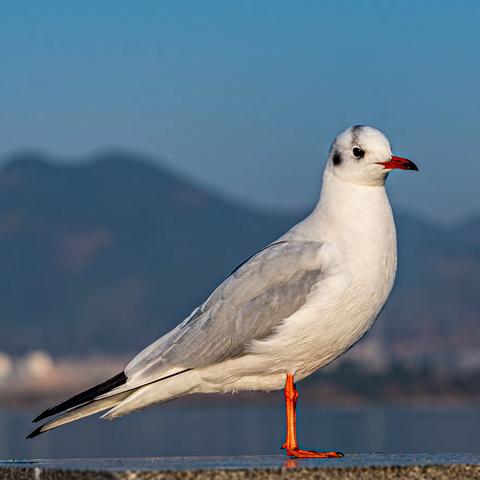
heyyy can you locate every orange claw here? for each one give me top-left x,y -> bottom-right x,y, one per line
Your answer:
281,373 -> 343,459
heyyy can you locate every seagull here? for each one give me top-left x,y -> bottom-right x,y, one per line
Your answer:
28,125 -> 418,458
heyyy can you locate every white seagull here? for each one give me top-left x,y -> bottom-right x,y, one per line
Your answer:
29,125 -> 418,458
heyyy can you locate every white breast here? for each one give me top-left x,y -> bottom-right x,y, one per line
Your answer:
250,173 -> 398,380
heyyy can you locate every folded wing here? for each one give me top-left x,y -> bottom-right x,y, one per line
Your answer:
124,240 -> 327,387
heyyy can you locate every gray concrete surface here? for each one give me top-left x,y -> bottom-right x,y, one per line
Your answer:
1,454 -> 480,479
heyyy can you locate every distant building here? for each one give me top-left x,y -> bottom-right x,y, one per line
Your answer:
17,350 -> 55,379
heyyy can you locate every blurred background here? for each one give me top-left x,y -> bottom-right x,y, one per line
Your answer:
1,0 -> 480,458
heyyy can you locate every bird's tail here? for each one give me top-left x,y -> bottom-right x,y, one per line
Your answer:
27,391 -> 133,438
27,370 -> 135,438
27,368 -> 196,438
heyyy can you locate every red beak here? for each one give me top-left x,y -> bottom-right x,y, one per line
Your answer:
376,156 -> 418,171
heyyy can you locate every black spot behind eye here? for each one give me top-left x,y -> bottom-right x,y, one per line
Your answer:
352,147 -> 365,159
332,150 -> 342,166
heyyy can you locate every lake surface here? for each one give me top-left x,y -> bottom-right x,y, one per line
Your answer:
1,404 -> 479,459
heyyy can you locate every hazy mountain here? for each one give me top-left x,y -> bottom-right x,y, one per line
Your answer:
0,151 -> 478,367
0,151 -> 296,355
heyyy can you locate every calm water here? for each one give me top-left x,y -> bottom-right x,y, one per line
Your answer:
1,404 -> 479,459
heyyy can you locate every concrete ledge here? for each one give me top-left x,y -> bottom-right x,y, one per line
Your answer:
1,454 -> 480,479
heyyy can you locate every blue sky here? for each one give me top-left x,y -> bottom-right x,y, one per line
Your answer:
0,0 -> 479,223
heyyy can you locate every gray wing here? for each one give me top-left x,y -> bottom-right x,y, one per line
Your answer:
125,240 -> 326,384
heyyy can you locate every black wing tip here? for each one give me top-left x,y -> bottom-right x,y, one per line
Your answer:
26,425 -> 44,439
33,409 -> 52,423
31,371 -> 127,424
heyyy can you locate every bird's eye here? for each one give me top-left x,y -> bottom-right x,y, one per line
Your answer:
352,147 -> 365,159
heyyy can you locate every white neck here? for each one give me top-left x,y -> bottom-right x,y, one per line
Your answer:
289,167 -> 395,245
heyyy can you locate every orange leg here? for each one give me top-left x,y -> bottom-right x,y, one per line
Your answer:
281,373 -> 343,458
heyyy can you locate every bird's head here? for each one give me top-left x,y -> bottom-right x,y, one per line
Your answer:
327,125 -> 418,186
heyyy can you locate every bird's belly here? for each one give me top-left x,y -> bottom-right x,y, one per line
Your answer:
249,266 -> 395,381
299,270 -> 395,378
294,299 -> 383,379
